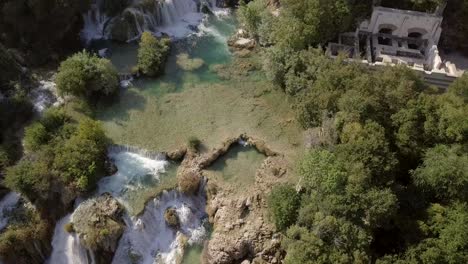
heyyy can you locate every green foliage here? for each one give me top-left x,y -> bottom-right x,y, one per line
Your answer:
4,158 -> 50,203
299,149 -> 347,194
270,0 -> 351,50
4,112 -> 109,204
23,123 -> 48,152
53,119 -> 108,191
268,184 -> 300,231
412,145 -> 468,202
187,136 -> 201,151
283,220 -> 371,264
56,51 -> 119,101
0,206 -> 49,264
137,32 -> 171,77
237,0 -> 268,38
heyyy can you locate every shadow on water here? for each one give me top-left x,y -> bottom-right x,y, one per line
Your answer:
95,88 -> 147,122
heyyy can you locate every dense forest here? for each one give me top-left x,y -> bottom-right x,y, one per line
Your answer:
237,0 -> 468,263
0,0 -> 467,263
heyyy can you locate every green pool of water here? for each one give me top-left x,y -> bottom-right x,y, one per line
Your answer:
208,144 -> 266,184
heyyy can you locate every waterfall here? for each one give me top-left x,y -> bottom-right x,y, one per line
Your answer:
0,192 -> 20,231
81,0 -> 230,42
126,0 -> 203,39
48,214 -> 93,264
81,0 -> 110,44
111,186 -> 208,264
30,80 -> 61,114
97,149 -> 169,210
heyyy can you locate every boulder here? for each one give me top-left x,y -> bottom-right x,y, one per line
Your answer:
71,194 -> 125,254
164,207 -> 180,228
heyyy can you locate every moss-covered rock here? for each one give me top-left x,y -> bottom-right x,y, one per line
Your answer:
164,207 -> 180,228
71,194 -> 125,261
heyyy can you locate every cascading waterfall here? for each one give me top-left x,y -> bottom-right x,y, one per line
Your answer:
48,214 -> 94,264
98,149 -> 169,210
81,0 -> 230,43
0,192 -> 20,231
81,0 -> 110,44
48,148 -> 207,264
111,186 -> 208,264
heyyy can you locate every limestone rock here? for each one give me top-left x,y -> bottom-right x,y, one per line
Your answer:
164,207 -> 180,228
71,194 -> 125,253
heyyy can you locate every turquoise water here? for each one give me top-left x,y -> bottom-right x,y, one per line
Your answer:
108,13 -> 237,97
208,144 -> 266,184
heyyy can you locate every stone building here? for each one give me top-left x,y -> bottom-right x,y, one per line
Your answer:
327,2 -> 464,88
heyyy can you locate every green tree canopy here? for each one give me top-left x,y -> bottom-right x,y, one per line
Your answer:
137,32 -> 171,77
56,51 -> 119,102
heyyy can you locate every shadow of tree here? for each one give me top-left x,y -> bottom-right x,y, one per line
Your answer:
95,88 -> 148,122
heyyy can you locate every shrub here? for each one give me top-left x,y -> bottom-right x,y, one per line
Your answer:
187,136 -> 201,151
0,147 -> 9,171
137,32 -> 170,77
238,0 -> 268,38
268,184 -> 301,231
23,123 -> 49,152
55,51 -> 119,102
178,171 -> 201,195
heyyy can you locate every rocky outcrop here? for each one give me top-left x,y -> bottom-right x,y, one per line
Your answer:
203,156 -> 288,264
71,194 -> 125,263
164,207 -> 180,228
228,30 -> 256,51
176,134 -> 278,195
172,135 -> 287,263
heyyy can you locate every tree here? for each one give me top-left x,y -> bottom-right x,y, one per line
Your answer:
299,149 -> 348,194
268,184 -> 301,231
336,121 -> 397,186
237,0 -> 268,38
23,123 -> 48,152
56,51 -> 119,101
53,119 -> 108,191
412,145 -> 468,202
137,32 -> 170,77
270,0 -> 352,50
4,158 -> 50,203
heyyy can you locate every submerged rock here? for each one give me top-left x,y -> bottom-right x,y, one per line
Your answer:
176,53 -> 205,71
71,194 -> 125,258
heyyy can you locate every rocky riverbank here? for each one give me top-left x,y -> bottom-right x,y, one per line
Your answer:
170,134 -> 288,263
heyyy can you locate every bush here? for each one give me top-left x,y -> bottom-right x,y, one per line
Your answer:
53,119 -> 108,191
187,136 -> 201,151
55,51 -> 119,102
23,123 -> 48,152
137,32 -> 170,77
178,171 -> 201,195
268,184 -> 301,231
237,0 -> 268,38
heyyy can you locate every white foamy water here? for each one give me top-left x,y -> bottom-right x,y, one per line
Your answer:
98,150 -> 169,209
82,1 -> 110,44
81,0 -> 230,43
0,192 -> 20,231
112,187 -> 207,264
48,214 -> 94,264
48,149 -> 207,264
30,80 -> 61,114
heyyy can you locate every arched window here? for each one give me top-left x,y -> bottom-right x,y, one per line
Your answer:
407,28 -> 427,50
